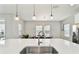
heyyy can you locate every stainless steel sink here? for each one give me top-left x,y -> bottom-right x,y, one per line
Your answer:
20,46 -> 58,54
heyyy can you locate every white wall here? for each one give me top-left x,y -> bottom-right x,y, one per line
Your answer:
60,16 -> 74,41
0,14 -> 24,39
24,21 -> 61,38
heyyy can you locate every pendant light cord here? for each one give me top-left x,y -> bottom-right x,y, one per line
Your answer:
51,4 -> 52,16
33,4 -> 35,16
16,4 -> 18,17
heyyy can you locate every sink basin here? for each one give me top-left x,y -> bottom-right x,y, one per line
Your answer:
20,46 -> 58,54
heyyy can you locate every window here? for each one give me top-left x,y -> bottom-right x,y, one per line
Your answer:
64,24 -> 70,37
18,24 -> 22,36
0,20 -> 5,40
72,25 -> 77,32
36,25 -> 43,37
35,25 -> 50,37
44,25 -> 50,37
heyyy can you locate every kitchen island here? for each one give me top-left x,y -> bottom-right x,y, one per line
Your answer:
0,38 -> 79,54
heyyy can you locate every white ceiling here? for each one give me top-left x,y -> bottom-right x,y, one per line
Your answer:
0,4 -> 79,21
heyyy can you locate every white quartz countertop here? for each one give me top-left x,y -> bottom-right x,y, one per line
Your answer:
51,39 -> 79,54
0,38 -> 79,54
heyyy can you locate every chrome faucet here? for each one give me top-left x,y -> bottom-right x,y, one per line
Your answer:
38,31 -> 45,45
38,39 -> 42,45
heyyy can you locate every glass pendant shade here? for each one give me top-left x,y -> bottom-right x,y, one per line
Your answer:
51,14 -> 53,19
32,4 -> 36,20
50,4 -> 53,20
15,15 -> 19,21
32,15 -> 36,20
70,4 -> 74,6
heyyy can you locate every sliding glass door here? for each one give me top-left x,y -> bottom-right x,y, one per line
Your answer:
0,20 -> 5,40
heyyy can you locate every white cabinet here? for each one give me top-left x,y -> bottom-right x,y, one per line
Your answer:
75,13 -> 79,24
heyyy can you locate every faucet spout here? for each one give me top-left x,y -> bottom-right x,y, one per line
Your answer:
38,39 -> 42,45
37,31 -> 45,45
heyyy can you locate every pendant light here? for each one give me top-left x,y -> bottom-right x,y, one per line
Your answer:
32,4 -> 36,20
50,4 -> 53,19
15,4 -> 19,21
70,4 -> 74,6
